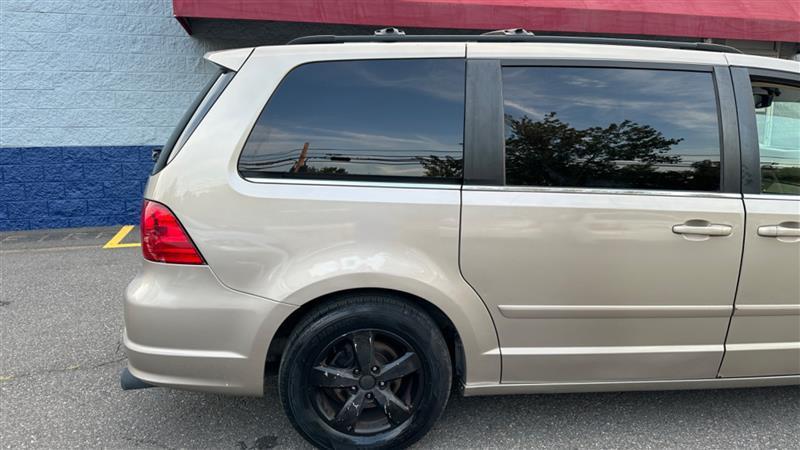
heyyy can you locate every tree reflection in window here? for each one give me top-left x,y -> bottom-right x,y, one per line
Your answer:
502,67 -> 722,191
505,112 -> 719,191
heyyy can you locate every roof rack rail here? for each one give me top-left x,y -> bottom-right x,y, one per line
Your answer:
374,27 -> 405,36
287,30 -> 742,54
482,28 -> 535,36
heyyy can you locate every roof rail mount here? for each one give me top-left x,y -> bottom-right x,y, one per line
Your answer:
483,28 -> 535,36
374,27 -> 405,36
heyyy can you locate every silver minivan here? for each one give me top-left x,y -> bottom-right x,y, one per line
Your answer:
122,31 -> 800,449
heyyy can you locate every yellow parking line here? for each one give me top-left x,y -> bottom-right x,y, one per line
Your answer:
102,225 -> 141,249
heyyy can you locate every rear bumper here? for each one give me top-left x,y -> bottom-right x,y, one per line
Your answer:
123,260 -> 296,396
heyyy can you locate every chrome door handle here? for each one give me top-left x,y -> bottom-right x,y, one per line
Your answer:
757,223 -> 800,238
672,222 -> 733,236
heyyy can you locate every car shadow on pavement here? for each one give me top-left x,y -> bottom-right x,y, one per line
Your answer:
115,371 -> 800,449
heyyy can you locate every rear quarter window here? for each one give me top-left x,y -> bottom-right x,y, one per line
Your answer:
153,69 -> 233,174
238,59 -> 465,183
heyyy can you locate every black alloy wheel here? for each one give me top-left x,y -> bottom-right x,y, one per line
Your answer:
279,294 -> 452,450
310,329 -> 422,435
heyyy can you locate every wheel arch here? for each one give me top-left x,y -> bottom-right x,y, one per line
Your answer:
267,287 -> 468,384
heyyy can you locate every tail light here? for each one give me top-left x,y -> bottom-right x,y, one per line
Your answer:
140,200 -> 205,265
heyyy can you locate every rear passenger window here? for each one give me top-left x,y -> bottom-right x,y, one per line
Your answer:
753,81 -> 800,195
502,67 -> 721,191
239,59 -> 465,182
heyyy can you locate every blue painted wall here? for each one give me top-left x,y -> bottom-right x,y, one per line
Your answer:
0,146 -> 155,230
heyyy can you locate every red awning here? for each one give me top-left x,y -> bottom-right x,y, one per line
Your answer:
173,0 -> 800,42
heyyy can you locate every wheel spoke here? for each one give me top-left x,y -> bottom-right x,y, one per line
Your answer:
332,391 -> 367,431
350,331 -> 374,372
373,388 -> 412,425
311,365 -> 358,388
376,352 -> 420,382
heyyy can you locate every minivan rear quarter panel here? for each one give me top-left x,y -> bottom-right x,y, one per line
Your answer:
144,43 -> 502,387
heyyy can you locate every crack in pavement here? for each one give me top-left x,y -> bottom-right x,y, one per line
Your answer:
0,356 -> 128,382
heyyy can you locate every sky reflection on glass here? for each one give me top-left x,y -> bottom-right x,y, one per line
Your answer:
502,67 -> 722,191
240,59 -> 465,180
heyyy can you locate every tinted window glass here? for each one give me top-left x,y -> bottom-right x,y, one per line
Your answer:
239,59 -> 465,182
753,81 -> 800,195
154,69 -> 230,174
502,67 -> 721,191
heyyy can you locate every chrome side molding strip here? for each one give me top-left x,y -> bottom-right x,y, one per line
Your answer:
734,304 -> 800,316
490,344 -> 721,356
498,304 -> 732,319
463,185 -> 742,198
244,177 -> 461,190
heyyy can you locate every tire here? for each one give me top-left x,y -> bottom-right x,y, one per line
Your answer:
278,292 -> 452,449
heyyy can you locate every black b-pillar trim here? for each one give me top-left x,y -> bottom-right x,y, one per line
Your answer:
714,66 -> 742,194
464,59 -> 505,186
730,67 -> 760,195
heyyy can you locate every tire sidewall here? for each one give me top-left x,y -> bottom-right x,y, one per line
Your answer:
280,301 -> 452,449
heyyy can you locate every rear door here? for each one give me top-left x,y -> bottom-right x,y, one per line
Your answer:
719,67 -> 800,377
460,51 -> 745,384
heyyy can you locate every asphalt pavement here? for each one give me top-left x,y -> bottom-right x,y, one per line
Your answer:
1,227 -> 799,449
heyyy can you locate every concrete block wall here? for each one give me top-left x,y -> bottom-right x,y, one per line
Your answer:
0,1 -> 267,231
